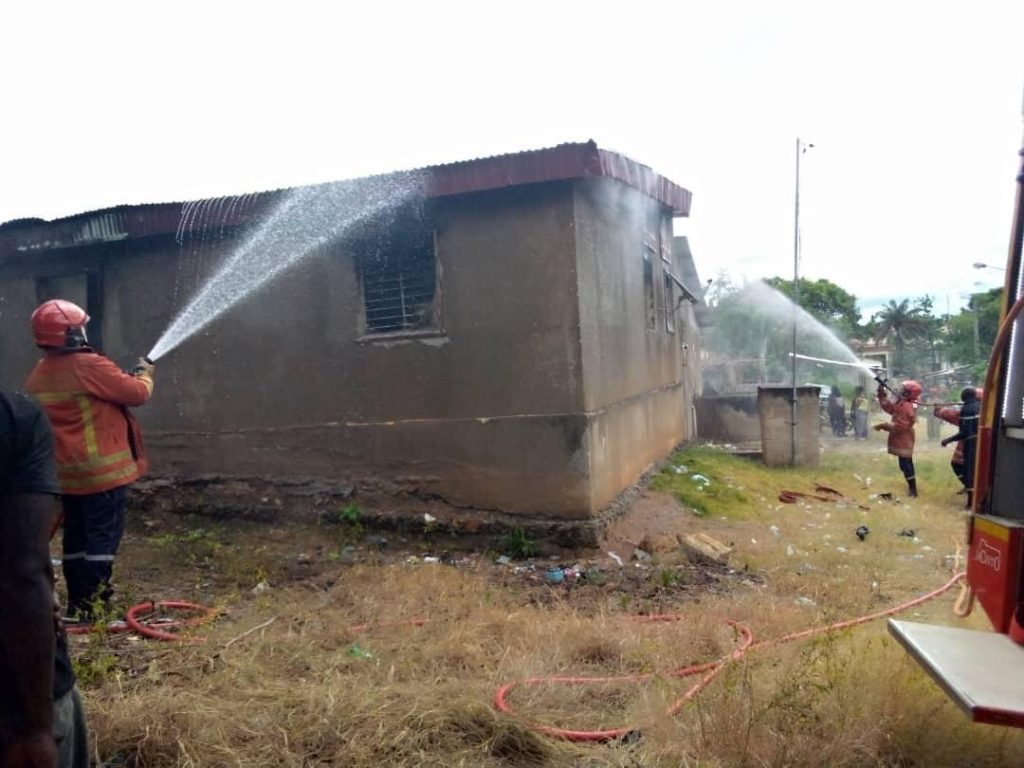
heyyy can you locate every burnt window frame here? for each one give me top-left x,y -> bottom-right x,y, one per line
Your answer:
354,203 -> 443,341
642,234 -> 658,330
663,271 -> 677,334
660,242 -> 676,334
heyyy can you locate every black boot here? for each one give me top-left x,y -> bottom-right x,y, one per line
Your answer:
908,479 -> 918,498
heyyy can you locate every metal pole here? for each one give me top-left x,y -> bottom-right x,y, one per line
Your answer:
972,295 -> 980,359
791,138 -> 802,465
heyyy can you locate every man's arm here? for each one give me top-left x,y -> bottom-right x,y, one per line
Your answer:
77,354 -> 153,407
0,491 -> 59,766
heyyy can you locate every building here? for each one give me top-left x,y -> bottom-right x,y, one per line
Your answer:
0,142 -> 705,530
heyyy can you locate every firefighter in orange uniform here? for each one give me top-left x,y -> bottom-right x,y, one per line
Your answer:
874,380 -> 921,498
25,299 -> 155,621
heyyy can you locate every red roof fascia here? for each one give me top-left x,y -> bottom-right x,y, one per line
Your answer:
424,142 -> 692,215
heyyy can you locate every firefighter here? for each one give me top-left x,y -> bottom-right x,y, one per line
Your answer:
874,380 -> 921,497
937,387 -> 982,509
24,300 -> 155,621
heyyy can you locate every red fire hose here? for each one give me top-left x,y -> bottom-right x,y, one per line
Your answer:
66,600 -> 216,641
494,571 -> 965,742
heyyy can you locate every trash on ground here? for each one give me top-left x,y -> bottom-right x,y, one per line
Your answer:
608,551 -> 624,567
897,528 -> 916,538
347,643 -> 374,660
855,525 -> 870,541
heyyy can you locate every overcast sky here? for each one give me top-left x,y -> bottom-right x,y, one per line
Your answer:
3,1 -> 1021,319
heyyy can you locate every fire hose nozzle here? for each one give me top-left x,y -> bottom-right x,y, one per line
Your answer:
131,356 -> 155,376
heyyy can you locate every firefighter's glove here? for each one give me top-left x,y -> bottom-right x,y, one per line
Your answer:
941,437 -> 953,447
876,385 -> 887,399
132,358 -> 155,394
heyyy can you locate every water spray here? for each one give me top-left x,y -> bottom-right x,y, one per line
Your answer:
787,352 -> 898,396
788,352 -> 882,373
146,174 -> 422,363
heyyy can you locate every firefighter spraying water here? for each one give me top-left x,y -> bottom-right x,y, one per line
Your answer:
24,299 -> 155,622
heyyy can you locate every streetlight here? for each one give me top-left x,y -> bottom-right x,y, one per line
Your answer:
973,262 -> 1004,272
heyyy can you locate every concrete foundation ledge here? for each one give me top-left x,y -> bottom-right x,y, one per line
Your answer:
130,472 -> 615,549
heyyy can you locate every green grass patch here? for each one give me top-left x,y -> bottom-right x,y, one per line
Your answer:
651,446 -> 757,518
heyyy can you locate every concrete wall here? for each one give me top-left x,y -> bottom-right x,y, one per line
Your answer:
758,386 -> 820,467
694,394 -> 762,443
1,185 -> 597,517
573,179 -> 690,510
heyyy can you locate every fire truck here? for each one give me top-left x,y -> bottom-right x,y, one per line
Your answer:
888,104 -> 1024,728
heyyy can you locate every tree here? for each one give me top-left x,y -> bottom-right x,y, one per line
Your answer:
870,299 -> 931,373
906,296 -> 945,373
764,277 -> 861,334
945,288 -> 1003,378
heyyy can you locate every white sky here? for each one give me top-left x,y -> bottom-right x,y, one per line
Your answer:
2,1 -> 1021,319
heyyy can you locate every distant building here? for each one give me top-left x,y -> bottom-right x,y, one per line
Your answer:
0,142 -> 706,532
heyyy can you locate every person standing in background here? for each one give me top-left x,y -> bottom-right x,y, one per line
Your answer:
827,386 -> 847,437
850,385 -> 870,439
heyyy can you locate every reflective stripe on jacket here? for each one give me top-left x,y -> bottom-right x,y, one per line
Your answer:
25,350 -> 152,495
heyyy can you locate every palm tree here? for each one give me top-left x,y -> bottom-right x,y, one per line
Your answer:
871,299 -> 931,372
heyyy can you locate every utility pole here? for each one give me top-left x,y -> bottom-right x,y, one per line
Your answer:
791,138 -> 812,465
972,295 -> 980,360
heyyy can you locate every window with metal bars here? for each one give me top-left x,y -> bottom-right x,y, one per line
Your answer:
663,272 -> 676,334
643,234 -> 658,330
357,216 -> 438,335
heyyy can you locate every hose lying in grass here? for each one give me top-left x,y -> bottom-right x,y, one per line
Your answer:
65,600 -> 216,642
493,571 -> 966,742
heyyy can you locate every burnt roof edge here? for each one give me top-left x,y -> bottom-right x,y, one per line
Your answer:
1,142 -> 691,258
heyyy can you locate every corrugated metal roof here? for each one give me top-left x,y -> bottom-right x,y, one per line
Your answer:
0,141 -> 691,258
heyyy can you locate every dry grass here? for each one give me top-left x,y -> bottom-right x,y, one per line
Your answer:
72,439 -> 1024,767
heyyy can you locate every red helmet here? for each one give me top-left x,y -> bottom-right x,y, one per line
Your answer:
31,299 -> 89,348
900,380 -> 923,400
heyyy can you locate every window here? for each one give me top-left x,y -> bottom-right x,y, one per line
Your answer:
663,272 -> 676,334
643,235 -> 657,330
356,207 -> 439,336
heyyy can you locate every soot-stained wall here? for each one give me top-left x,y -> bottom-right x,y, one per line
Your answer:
573,179 -> 695,510
0,177 -> 700,520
